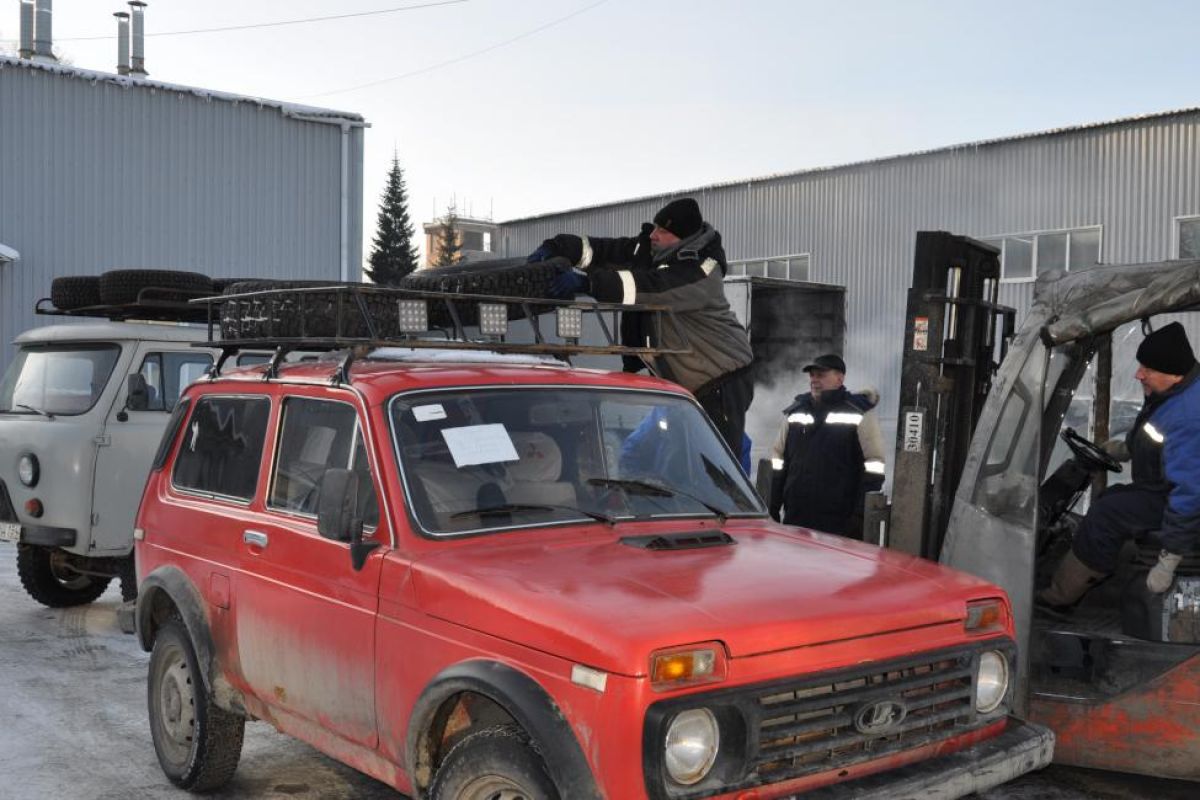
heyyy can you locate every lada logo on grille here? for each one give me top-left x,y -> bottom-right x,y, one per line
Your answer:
853,699 -> 908,736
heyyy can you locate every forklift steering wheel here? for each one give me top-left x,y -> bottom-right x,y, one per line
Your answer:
1061,427 -> 1123,473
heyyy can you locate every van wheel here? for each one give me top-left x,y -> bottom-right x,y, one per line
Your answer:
15,545 -> 111,608
430,725 -> 559,800
148,617 -> 244,791
119,557 -> 138,602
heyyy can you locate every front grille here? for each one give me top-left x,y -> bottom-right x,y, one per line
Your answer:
754,650 -> 976,780
643,641 -> 1013,800
0,480 -> 16,522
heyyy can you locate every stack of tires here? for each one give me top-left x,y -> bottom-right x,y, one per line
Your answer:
217,280 -> 399,341
397,257 -> 564,327
50,269 -> 216,311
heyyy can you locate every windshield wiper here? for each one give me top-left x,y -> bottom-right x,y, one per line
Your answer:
450,503 -> 615,525
587,478 -> 728,523
15,403 -> 55,419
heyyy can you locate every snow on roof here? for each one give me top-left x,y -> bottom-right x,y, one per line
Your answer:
364,347 -> 565,367
15,320 -> 210,344
0,54 -> 365,126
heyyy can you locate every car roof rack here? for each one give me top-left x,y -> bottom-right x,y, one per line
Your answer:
35,287 -> 215,323
191,284 -> 692,384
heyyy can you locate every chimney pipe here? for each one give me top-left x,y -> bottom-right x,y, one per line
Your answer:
32,0 -> 55,62
128,1 -> 148,78
18,0 -> 34,59
115,12 -> 130,76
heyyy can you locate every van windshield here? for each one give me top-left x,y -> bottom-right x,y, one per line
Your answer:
0,344 -> 122,416
390,387 -> 765,536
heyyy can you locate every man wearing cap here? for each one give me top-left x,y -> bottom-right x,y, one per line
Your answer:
1041,321 -> 1200,607
527,198 -> 754,453
767,354 -> 887,538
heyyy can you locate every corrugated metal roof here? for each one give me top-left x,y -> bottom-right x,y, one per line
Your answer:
500,106 -> 1200,225
0,54 -> 365,125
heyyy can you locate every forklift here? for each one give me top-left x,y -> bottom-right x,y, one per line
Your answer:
873,232 -> 1200,780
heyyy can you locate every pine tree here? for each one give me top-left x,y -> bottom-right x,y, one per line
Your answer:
365,155 -> 419,284
433,201 -> 463,267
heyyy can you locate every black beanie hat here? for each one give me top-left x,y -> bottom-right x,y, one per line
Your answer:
653,197 -> 703,239
1136,321 -> 1197,376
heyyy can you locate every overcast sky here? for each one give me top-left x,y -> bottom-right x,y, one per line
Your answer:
7,0 -> 1200,260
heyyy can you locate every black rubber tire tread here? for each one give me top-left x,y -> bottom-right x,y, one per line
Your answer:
16,544 -> 112,608
399,259 -> 562,327
219,279 -> 398,341
210,277 -> 256,293
119,556 -> 138,602
430,724 -> 560,800
50,276 -> 102,310
148,616 -> 245,792
99,269 -> 214,306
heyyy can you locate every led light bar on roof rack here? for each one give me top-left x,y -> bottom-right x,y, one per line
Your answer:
190,284 -> 691,363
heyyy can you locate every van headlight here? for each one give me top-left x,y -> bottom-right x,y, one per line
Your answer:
975,650 -> 1009,713
17,453 -> 39,487
664,708 -> 719,785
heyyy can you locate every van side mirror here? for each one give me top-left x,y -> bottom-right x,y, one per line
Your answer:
317,468 -> 380,571
126,373 -> 150,412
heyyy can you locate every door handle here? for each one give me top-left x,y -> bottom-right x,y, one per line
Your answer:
243,530 -> 269,548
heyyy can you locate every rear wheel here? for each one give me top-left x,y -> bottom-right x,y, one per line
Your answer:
430,725 -> 559,800
16,545 -> 111,607
148,617 -> 244,791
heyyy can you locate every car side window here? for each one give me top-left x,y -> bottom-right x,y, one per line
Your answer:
269,397 -> 378,526
172,396 -> 271,501
139,352 -> 214,411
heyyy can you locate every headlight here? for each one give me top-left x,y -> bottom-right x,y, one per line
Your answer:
664,708 -> 719,785
975,650 -> 1009,713
17,453 -> 39,487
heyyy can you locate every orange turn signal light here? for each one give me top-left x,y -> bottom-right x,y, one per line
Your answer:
650,643 -> 727,691
965,599 -> 1006,634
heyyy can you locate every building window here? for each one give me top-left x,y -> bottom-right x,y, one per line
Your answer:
1177,216 -> 1200,259
727,253 -> 810,281
984,226 -> 1102,282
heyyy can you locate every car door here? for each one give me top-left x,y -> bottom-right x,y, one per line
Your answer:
91,345 -> 214,554
233,390 -> 386,748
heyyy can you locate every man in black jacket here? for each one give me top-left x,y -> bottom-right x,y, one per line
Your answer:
527,198 -> 755,454
768,354 -> 887,539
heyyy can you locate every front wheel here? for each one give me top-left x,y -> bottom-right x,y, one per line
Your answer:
148,617 -> 244,792
430,725 -> 559,800
16,545 -> 111,608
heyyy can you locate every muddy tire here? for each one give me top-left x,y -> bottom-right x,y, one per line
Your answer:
430,725 -> 559,800
98,269 -> 213,305
16,544 -> 112,608
119,556 -> 137,602
219,279 -> 398,341
50,276 -> 102,310
400,257 -> 564,327
148,617 -> 244,792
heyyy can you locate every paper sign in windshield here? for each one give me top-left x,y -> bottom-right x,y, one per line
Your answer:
413,404 -> 447,422
441,424 -> 519,467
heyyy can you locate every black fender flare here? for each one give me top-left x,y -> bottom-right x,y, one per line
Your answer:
406,659 -> 602,800
136,565 -> 217,693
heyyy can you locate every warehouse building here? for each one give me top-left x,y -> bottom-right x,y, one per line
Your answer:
0,1 -> 366,375
492,108 -> 1200,457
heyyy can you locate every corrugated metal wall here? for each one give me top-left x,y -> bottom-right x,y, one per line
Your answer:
0,60 -> 365,375
496,111 -> 1200,452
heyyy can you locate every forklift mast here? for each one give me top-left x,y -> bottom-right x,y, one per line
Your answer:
885,232 -> 1015,559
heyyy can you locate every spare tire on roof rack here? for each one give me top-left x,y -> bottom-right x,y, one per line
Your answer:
98,269 -> 214,305
398,256 -> 565,327
50,276 -> 102,310
218,280 -> 399,341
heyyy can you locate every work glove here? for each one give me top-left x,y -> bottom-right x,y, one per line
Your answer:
548,267 -> 590,299
1102,437 -> 1130,462
527,244 -> 557,263
1147,550 -> 1183,593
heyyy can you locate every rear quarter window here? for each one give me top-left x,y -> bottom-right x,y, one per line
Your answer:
172,395 -> 271,501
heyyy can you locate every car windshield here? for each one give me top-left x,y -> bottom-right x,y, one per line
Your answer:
390,387 -> 764,535
0,344 -> 122,416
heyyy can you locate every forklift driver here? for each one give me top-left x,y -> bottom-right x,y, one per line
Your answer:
1040,322 -> 1200,608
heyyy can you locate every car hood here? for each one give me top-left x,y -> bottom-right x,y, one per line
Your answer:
411,521 -> 1000,675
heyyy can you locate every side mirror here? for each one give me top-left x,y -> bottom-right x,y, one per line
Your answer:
126,374 -> 150,412
316,468 -> 380,571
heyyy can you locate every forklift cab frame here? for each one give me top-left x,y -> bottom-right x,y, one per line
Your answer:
937,256 -> 1200,779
